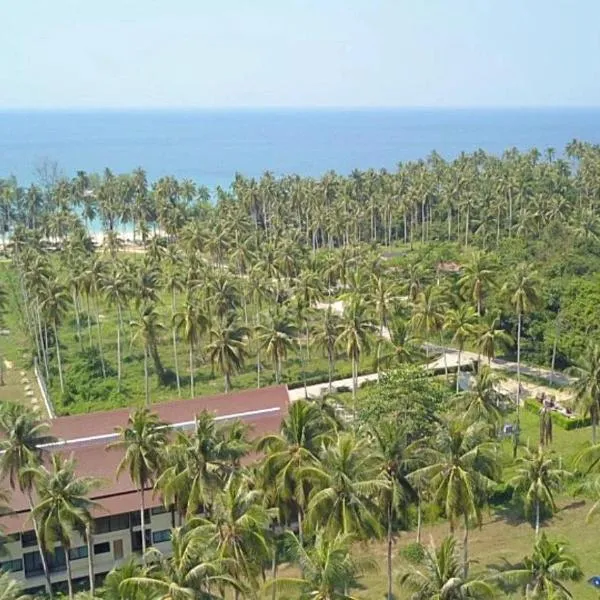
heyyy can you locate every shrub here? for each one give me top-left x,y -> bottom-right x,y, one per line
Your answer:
400,542 -> 425,564
489,482 -> 514,505
523,398 -> 591,430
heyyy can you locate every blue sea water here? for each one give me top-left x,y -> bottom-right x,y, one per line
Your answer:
1,108 -> 600,190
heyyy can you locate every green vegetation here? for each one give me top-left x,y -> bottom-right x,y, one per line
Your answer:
0,143 -> 599,414
2,143 -> 600,598
2,365 -> 600,599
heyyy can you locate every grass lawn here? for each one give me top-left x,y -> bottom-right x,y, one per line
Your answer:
265,498 -> 600,599
353,497 -> 599,600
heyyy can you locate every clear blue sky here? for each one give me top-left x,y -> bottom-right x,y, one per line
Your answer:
2,0 -> 599,109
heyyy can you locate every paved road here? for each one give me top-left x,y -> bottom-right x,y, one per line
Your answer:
288,344 -> 573,404
302,299 -> 575,403
287,373 -> 380,401
422,343 -> 574,386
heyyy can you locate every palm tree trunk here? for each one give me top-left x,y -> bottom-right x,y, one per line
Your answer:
143,346 -> 149,406
377,322 -> 384,377
189,342 -> 195,398
93,296 -> 106,378
85,294 -> 93,347
463,514 -> 469,578
86,526 -> 95,596
35,305 -> 49,380
271,544 -> 278,600
496,205 -> 501,247
257,346 -> 261,388
53,323 -> 65,393
352,355 -> 357,412
225,372 -> 231,393
328,348 -> 334,394
149,342 -> 165,383
171,290 -> 181,397
514,311 -> 522,458
456,348 -> 461,393
298,510 -> 304,546
416,497 -> 422,544
276,354 -> 281,384
421,200 -> 425,243
65,549 -> 74,599
508,189 -> 513,235
387,502 -> 394,600
116,304 -> 123,391
140,486 -> 147,560
72,290 -> 83,350
27,493 -> 53,598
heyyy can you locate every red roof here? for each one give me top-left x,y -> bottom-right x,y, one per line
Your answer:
0,386 -> 288,534
50,386 -> 288,440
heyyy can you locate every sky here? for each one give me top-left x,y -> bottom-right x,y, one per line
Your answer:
1,0 -> 600,109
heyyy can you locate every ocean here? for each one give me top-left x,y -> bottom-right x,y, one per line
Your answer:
1,108 -> 600,190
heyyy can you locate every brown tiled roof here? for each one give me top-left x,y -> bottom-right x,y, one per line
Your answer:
1,387 -> 288,534
50,386 -> 289,440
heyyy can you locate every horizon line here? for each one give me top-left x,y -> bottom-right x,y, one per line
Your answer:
1,104 -> 600,113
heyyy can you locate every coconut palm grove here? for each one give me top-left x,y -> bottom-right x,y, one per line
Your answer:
3,142 -> 600,598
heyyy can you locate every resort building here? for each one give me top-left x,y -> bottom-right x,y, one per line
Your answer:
0,386 -> 289,595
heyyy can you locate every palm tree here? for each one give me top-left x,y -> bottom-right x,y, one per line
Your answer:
257,308 -> 298,384
156,411 -> 232,519
496,533 -> 582,599
571,344 -> 600,444
193,473 -> 274,599
304,431 -> 389,539
247,269 -> 272,388
294,267 -> 324,359
336,298 -> 376,407
0,572 -> 31,600
173,298 -> 208,398
206,316 -> 249,392
456,365 -> 504,431
121,525 -> 241,600
370,272 -> 400,373
503,263 -> 540,452
477,312 -> 513,365
458,250 -> 497,316
258,400 -> 334,543
39,277 -> 71,393
99,558 -> 147,600
511,446 -> 570,537
130,304 -> 167,404
102,266 -> 130,391
267,530 -> 376,600
400,536 -> 497,600
26,454 -> 100,600
409,285 -> 446,366
378,316 -> 421,370
311,306 -> 341,393
371,422 -> 420,600
0,403 -> 56,595
444,304 -> 479,392
107,408 -> 168,557
410,421 -> 499,576
161,262 -> 185,397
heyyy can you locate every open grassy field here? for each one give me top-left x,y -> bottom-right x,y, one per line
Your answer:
263,409 -> 599,599
263,498 -> 600,600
